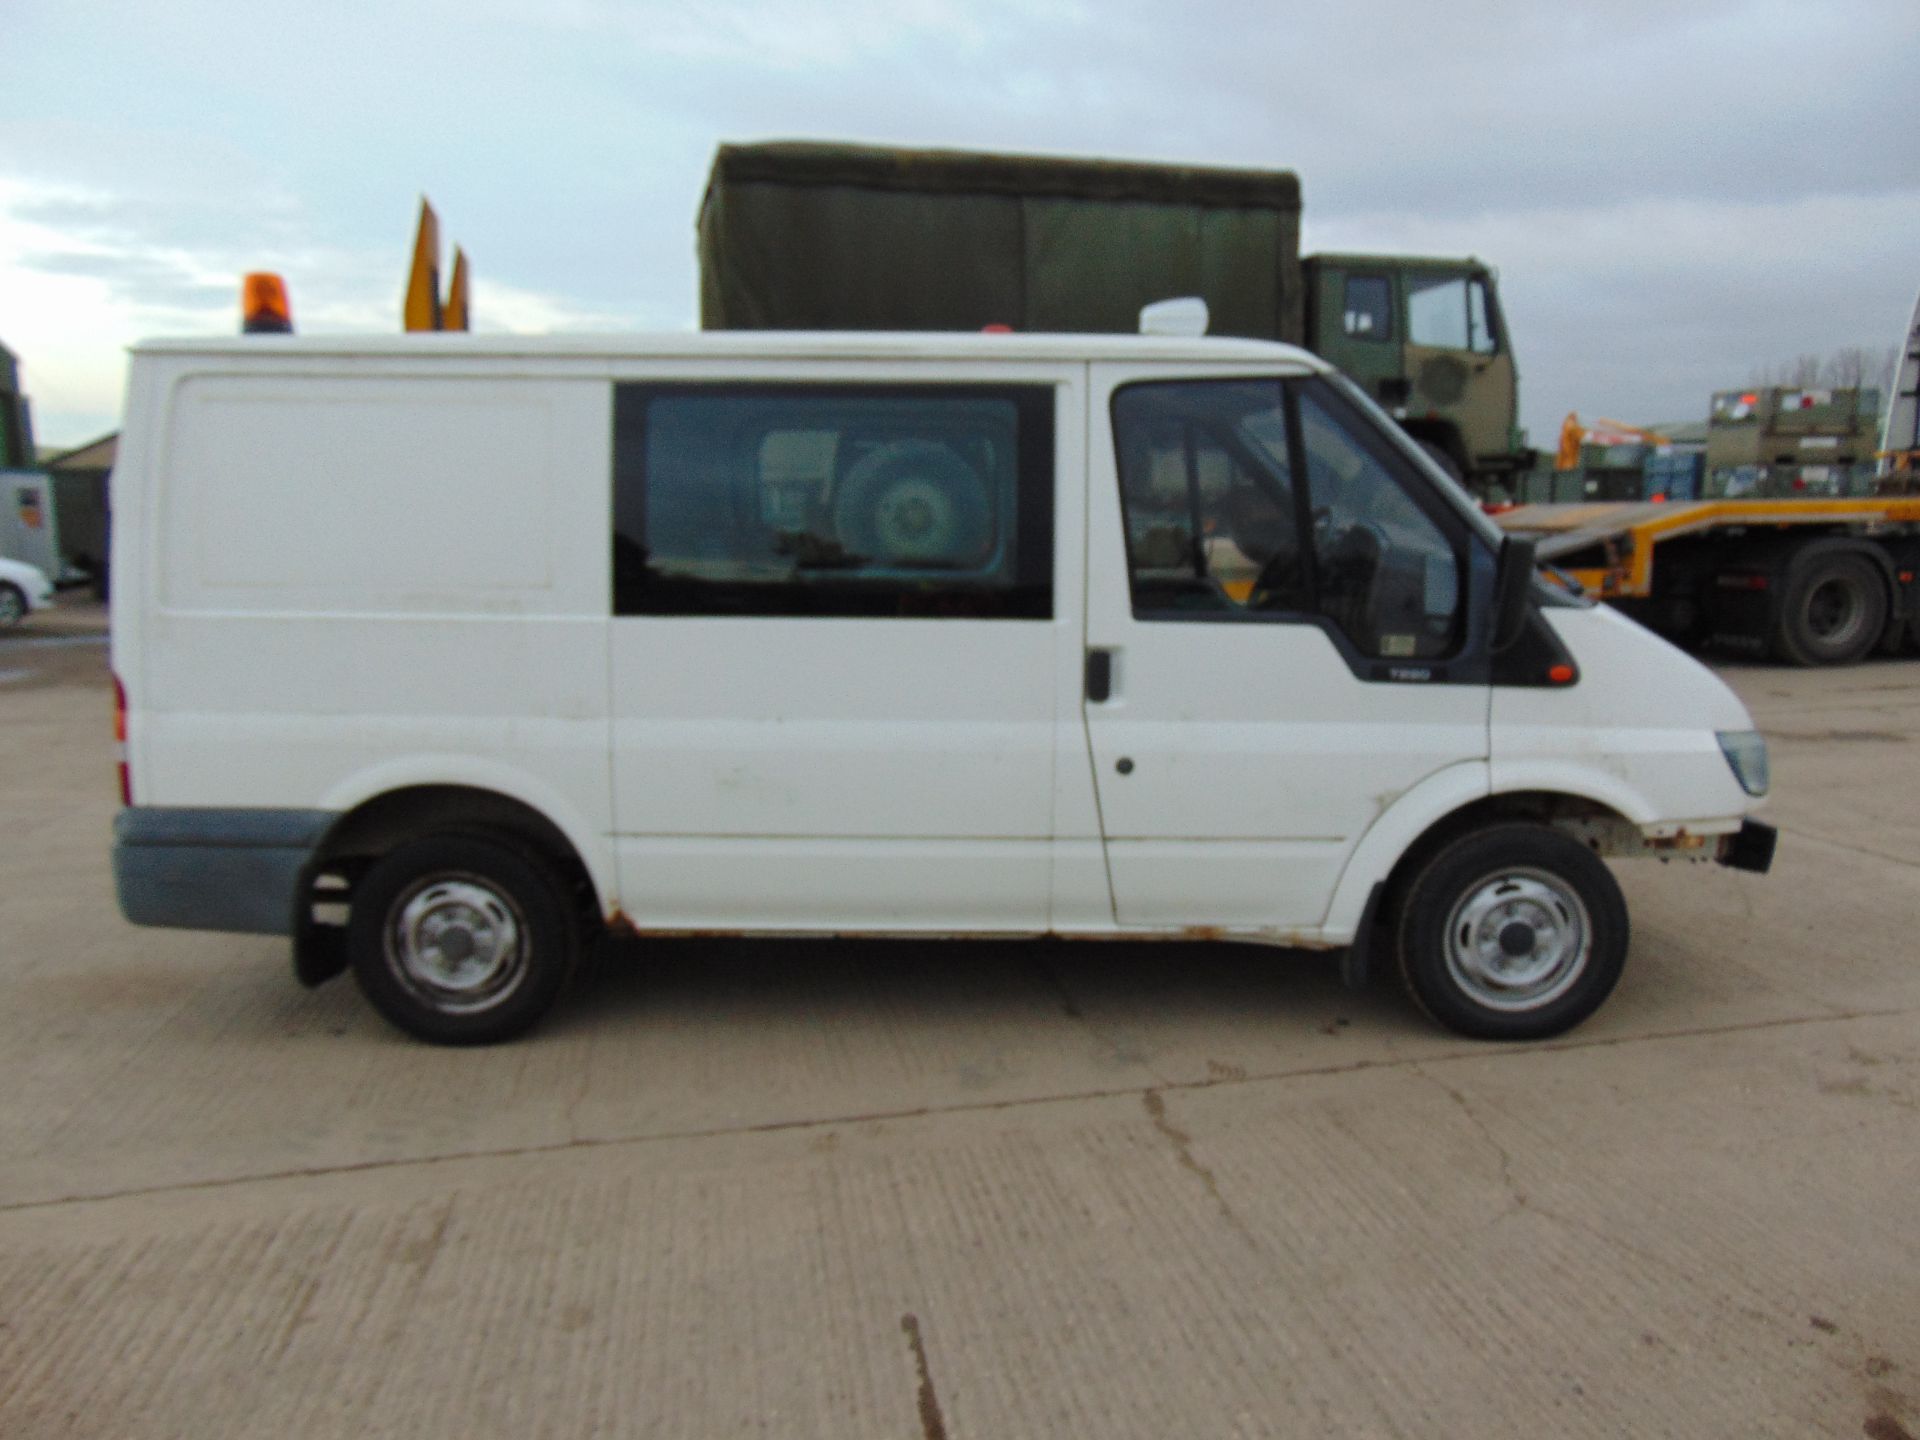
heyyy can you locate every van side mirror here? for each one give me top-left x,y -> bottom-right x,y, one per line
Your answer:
1492,536 -> 1537,652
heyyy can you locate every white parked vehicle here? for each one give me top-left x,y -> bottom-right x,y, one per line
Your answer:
109,321 -> 1774,1044
0,554 -> 55,626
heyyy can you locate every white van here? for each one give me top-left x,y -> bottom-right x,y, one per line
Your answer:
110,327 -> 1774,1044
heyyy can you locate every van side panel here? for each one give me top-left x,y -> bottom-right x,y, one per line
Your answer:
134,369 -> 615,909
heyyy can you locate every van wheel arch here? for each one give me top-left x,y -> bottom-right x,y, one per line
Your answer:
1376,791 -> 1634,939
296,785 -> 603,988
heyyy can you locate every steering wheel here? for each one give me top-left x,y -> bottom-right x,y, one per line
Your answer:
1247,545 -> 1305,611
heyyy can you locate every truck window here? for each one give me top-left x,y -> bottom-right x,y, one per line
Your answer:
1408,274 -> 1499,356
1342,275 -> 1393,341
613,384 -> 1054,618
1111,378 -> 1463,660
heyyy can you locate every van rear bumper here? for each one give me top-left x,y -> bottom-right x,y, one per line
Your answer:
113,807 -> 335,935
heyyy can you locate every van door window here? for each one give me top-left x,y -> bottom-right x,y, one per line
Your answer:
1111,381 -> 1307,615
1111,378 -> 1464,660
1295,387 -> 1463,659
612,384 -> 1054,618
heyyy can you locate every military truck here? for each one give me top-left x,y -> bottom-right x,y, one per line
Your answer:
697,142 -> 1533,497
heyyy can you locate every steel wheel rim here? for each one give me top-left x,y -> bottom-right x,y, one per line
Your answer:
1442,866 -> 1592,1013
872,477 -> 961,560
1806,577 -> 1865,647
384,873 -> 528,1015
0,588 -> 22,625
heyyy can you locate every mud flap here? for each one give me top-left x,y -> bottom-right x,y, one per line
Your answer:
1340,881 -> 1388,990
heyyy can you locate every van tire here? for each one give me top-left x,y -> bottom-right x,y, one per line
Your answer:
834,441 -> 991,567
0,583 -> 25,627
1771,548 -> 1887,666
1395,823 -> 1628,1040
348,833 -> 578,1044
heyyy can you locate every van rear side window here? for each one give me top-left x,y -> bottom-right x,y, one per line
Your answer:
612,384 -> 1054,618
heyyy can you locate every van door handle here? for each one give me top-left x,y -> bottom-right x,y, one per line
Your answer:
1086,648 -> 1115,703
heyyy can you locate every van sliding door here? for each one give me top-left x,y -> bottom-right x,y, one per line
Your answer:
606,370 -> 1076,933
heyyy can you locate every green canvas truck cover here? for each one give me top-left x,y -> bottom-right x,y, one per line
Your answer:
698,142 -> 1305,344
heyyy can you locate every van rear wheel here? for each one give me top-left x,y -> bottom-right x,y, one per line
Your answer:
348,833 -> 577,1044
1395,823 -> 1628,1040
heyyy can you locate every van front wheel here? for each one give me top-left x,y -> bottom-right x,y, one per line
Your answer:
1395,824 -> 1628,1040
348,834 -> 577,1044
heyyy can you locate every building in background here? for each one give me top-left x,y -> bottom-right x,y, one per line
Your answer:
43,433 -> 116,593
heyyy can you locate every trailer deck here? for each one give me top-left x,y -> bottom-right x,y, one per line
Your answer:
1495,498 -> 1920,598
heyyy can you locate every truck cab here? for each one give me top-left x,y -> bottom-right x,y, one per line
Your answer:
1305,255 -> 1526,493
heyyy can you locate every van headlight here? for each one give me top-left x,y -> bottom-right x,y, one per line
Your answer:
1717,730 -> 1770,797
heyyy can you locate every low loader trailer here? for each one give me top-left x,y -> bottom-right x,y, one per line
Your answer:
1495,498 -> 1920,666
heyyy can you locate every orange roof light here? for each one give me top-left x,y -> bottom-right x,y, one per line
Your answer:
241,272 -> 293,334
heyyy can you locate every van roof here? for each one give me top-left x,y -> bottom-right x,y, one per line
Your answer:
131,329 -> 1326,369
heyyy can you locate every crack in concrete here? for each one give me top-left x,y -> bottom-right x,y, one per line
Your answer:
899,1313 -> 950,1440
1141,1090 -> 1257,1248
2,1003 -> 1912,1219
1027,952 -> 1175,1085
562,1034 -> 596,1146
270,1212 -> 353,1362
1415,1066 -> 1528,1220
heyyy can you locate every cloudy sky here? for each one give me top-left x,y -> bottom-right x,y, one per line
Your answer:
4,0 -> 1917,449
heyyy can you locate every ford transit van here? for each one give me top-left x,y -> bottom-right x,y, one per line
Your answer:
110,328 -> 1774,1043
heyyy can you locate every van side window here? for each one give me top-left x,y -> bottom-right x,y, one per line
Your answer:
1111,378 -> 1464,660
612,385 -> 1054,618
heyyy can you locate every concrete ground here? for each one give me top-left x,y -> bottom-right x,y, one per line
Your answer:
1,599 -> 1914,1439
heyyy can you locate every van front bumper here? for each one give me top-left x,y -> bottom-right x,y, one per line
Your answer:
113,807 -> 335,935
1715,819 -> 1777,874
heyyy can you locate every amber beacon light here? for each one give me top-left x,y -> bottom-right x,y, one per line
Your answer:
241,272 -> 294,334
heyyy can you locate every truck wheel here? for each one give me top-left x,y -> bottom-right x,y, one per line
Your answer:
0,583 -> 25,627
348,833 -> 578,1044
1395,824 -> 1628,1040
834,441 -> 991,568
1771,549 -> 1887,666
